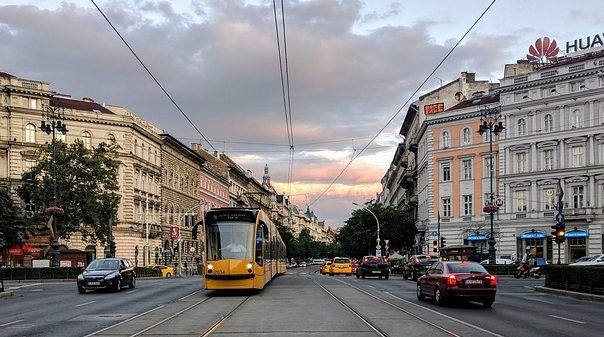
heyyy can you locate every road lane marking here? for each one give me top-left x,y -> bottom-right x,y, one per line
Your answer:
75,301 -> 97,307
549,315 -> 585,324
179,289 -> 201,301
0,320 -> 24,327
8,283 -> 42,290
524,297 -> 555,304
126,290 -> 138,294
83,305 -> 165,337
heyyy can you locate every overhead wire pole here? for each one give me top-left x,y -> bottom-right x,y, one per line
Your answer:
90,0 -> 215,152
309,0 -> 498,207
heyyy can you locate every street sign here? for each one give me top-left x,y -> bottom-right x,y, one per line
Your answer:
495,198 -> 504,207
376,244 -> 382,250
170,226 -> 180,239
376,250 -> 382,257
189,246 -> 196,253
555,213 -> 565,224
432,231 -> 439,237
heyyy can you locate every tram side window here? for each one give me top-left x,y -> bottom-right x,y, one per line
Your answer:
256,223 -> 266,266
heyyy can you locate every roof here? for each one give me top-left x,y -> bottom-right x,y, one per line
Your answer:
0,71 -> 16,78
50,96 -> 114,115
446,92 -> 499,111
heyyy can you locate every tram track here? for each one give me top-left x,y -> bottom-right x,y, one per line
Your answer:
314,275 -> 504,337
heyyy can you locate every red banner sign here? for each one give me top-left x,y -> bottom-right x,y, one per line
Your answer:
170,226 -> 180,239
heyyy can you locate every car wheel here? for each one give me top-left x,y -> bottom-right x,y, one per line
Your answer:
416,285 -> 425,301
166,272 -> 172,278
114,278 -> 122,292
483,300 -> 494,308
130,276 -> 136,289
78,286 -> 86,294
514,270 -> 522,279
361,273 -> 365,279
434,287 -> 445,306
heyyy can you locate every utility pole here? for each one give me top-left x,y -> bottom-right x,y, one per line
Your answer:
144,197 -> 149,266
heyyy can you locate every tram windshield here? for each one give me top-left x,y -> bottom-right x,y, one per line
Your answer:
206,222 -> 254,261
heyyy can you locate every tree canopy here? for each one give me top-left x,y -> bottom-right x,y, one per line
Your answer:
0,186 -> 29,248
17,139 -> 121,244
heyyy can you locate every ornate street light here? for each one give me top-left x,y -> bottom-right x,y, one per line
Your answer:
40,104 -> 68,267
476,105 -> 504,265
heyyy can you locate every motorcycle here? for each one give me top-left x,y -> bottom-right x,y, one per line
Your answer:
514,263 -> 541,279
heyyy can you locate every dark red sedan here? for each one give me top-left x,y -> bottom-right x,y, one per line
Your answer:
416,261 -> 496,308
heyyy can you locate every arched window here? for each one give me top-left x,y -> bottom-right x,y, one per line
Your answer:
571,109 -> 583,129
517,119 -> 526,136
544,114 -> 553,132
82,131 -> 92,149
25,123 -> 36,143
441,131 -> 450,149
462,128 -> 471,145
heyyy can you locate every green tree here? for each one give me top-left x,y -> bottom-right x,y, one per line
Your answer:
0,186 -> 29,248
17,139 -> 121,245
338,203 -> 415,258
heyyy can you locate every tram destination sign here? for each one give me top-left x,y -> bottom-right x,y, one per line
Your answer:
207,210 -> 256,224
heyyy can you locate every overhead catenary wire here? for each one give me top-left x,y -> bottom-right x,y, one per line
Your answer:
90,0 -> 216,152
308,0 -> 499,207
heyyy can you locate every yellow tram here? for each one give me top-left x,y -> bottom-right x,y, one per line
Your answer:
203,208 -> 287,290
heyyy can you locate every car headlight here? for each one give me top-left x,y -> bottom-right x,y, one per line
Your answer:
77,274 -> 84,280
104,272 -> 119,280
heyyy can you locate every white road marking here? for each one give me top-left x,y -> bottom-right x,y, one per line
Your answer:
179,290 -> 201,301
0,320 -> 24,327
549,315 -> 586,324
524,297 -> 556,304
8,283 -> 41,290
126,290 -> 138,294
75,300 -> 97,307
366,285 -> 376,289
30,289 -> 44,292
83,305 -> 165,337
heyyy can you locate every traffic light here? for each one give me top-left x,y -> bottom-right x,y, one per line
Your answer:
432,240 -> 438,252
555,223 -> 566,244
440,237 -> 447,248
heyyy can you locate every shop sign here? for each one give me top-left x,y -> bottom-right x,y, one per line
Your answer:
566,33 -> 604,54
424,102 -> 444,115
170,226 -> 180,239
565,230 -> 589,238
520,231 -> 545,239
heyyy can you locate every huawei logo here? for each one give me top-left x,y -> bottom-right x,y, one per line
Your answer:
527,37 -> 559,63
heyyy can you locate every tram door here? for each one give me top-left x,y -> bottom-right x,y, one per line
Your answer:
255,223 -> 267,283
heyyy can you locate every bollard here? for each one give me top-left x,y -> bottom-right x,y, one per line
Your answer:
0,279 -> 4,292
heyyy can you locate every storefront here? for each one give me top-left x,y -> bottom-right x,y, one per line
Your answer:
517,231 -> 553,262
465,234 -> 488,258
566,229 -> 589,262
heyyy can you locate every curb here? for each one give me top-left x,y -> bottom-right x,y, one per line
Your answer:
0,276 -> 164,284
535,286 -> 604,302
0,291 -> 14,298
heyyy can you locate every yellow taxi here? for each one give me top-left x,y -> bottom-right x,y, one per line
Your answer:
149,264 -> 175,278
320,261 -> 332,274
329,257 -> 352,276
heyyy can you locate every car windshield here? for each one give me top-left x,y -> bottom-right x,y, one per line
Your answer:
87,259 -> 119,270
418,256 -> 438,264
334,258 -> 350,263
576,256 -> 596,262
365,256 -> 385,263
447,262 -> 488,274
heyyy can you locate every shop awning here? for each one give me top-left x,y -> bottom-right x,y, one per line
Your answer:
520,231 -> 545,239
466,234 -> 487,241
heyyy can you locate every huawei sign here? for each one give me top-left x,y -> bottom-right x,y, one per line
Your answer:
526,37 -> 559,63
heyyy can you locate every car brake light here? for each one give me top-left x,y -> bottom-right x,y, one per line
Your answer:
488,275 -> 497,286
446,274 -> 457,286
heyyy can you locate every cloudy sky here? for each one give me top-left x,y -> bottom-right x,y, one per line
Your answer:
1,0 -> 602,227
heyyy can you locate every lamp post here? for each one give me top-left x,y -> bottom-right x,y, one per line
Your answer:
352,202 -> 381,256
40,104 -> 68,267
476,105 -> 504,265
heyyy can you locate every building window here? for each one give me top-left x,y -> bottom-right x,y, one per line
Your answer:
543,188 -> 555,210
515,152 -> 527,173
441,198 -> 451,217
441,162 -> 451,182
517,118 -> 526,136
572,186 -> 584,208
462,128 -> 471,145
543,149 -> 554,170
25,123 -> 36,143
29,98 -> 37,109
82,131 -> 91,149
570,80 -> 585,92
571,109 -> 583,129
462,159 -> 473,179
462,195 -> 473,215
483,157 -> 495,178
544,114 -> 553,132
514,190 -> 528,212
441,131 -> 450,149
572,146 -> 584,167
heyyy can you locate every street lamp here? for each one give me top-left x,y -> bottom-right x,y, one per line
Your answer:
476,105 -> 504,265
40,104 -> 68,267
352,202 -> 381,256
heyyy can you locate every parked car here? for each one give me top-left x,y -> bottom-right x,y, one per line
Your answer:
480,258 -> 514,265
329,257 -> 352,276
403,255 -> 439,280
286,262 -> 298,269
77,258 -> 136,293
570,254 -> 604,266
311,258 -> 325,265
320,261 -> 332,274
148,264 -> 175,278
417,261 -> 496,308
299,262 -> 308,268
356,256 -> 389,279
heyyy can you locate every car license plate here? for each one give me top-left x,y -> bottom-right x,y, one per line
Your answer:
465,279 -> 482,285
372,270 -> 381,274
88,281 -> 100,286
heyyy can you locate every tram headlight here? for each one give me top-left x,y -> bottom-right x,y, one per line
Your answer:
246,263 -> 253,273
207,264 -> 213,273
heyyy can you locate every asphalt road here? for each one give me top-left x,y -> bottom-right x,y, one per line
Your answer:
0,267 -> 601,337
